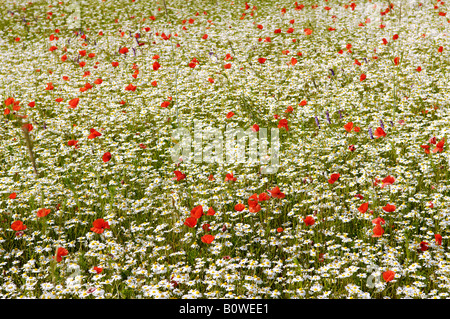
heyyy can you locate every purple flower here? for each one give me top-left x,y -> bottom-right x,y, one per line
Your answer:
326,111 -> 331,124
369,127 -> 374,139
380,119 -> 385,130
132,47 -> 136,56
329,69 -> 335,76
315,116 -> 320,128
339,110 -> 342,119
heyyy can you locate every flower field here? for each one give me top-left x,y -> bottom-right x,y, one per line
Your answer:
0,0 -> 449,299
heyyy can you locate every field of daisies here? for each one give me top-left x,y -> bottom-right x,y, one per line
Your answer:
0,0 -> 449,299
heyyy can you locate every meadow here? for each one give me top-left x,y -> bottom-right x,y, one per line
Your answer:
0,0 -> 449,299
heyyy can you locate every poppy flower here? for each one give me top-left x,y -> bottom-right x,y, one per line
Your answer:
202,223 -> 211,232
201,234 -> 215,244
207,207 -> 216,216
268,186 -> 285,199
90,218 -> 110,234
153,61 -> 160,70
226,111 -> 234,118
435,234 -> 442,246
372,224 -> 384,237
224,63 -> 232,69
382,204 -> 396,212
61,54 -> 67,62
372,217 -> 386,225
328,173 -> 340,184
88,128 -> 102,139
374,127 -> 386,138
304,28 -> 312,35
344,122 -> 353,132
94,78 -> 103,85
54,247 -> 68,262
420,241 -> 429,251
225,173 -> 236,182
174,170 -> 186,181
234,203 -> 245,211
303,215 -> 315,226
111,62 -> 119,67
360,73 -> 366,81
68,140 -> 78,147
68,98 -> 79,109
355,194 -> 364,200
11,220 -> 26,231
258,57 -> 266,64
381,176 -> 395,188
285,105 -> 293,113
208,78 -> 214,83
119,47 -> 129,54
394,57 -> 400,65
79,61 -> 86,68
416,66 -> 422,72
438,46 -> 443,53
290,57 -> 297,65
37,208 -> 51,218
184,217 -> 197,228
348,145 -> 355,152
433,138 -> 445,153
45,82 -> 54,90
251,124 -> 259,132
299,100 -> 307,106
9,192 -> 17,199
208,174 -> 215,181
102,152 -> 111,162
93,266 -> 103,274
383,270 -> 395,282
420,144 -> 430,154
22,123 -> 33,132
358,202 -> 369,213
191,205 -> 204,219
278,118 -> 289,131
125,83 -> 137,91
259,193 -> 270,201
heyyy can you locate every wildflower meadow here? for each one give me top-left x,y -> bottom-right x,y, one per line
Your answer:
0,0 -> 449,300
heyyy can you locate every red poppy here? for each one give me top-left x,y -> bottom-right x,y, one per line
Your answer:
304,28 -> 312,35
68,140 -> 78,147
374,127 -> 386,138
125,83 -> 137,91
37,208 -> 51,218
202,223 -> 211,232
90,218 -> 110,234
433,138 -> 445,153
348,145 -> 355,152
226,112 -> 234,118
119,47 -> 129,54
299,100 -> 307,106
278,118 -> 289,131
153,61 -> 161,70
303,216 -> 315,226
68,98 -> 79,109
207,207 -> 216,216
54,247 -> 68,262
438,46 -> 443,53
344,122 -> 353,132
112,62 -> 119,67
435,234 -> 442,246
258,57 -> 266,64
268,186 -> 285,199
45,82 -> 54,90
235,203 -> 245,211
383,270 -> 395,282
372,224 -> 384,237
290,57 -> 297,65
94,78 -> 103,85
79,61 -> 86,68
208,78 -> 214,83
9,192 -> 17,199
201,234 -> 215,244
93,266 -> 103,274
224,63 -> 232,69
328,173 -> 340,184
382,204 -> 396,212
251,124 -> 259,132
358,202 -> 369,213
259,193 -> 270,201
22,123 -> 33,132
225,173 -> 236,182
419,241 -> 429,251
208,174 -> 215,181
102,152 -> 111,162
277,227 -> 283,233
372,217 -> 386,225
11,220 -> 26,231
191,205 -> 204,219
379,176 -> 393,187
184,217 -> 197,228
174,170 -> 186,181
360,73 -> 366,81
88,128 -> 102,139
